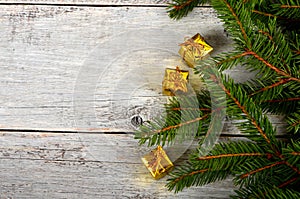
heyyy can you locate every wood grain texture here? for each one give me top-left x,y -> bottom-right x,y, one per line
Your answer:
0,0 -> 205,6
0,0 -> 211,7
0,5 -> 233,132
0,3 -> 287,198
0,0 -> 171,5
0,131 -> 236,198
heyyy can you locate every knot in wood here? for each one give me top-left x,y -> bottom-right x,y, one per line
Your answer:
131,115 -> 143,127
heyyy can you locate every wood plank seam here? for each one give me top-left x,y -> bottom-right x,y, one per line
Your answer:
0,129 -> 289,138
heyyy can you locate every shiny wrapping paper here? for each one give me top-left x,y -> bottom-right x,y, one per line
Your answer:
141,146 -> 174,179
179,33 -> 213,67
162,66 -> 189,96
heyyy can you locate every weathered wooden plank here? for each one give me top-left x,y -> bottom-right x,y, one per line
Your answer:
0,131 -> 229,164
0,132 -> 146,163
0,2 -> 287,198
0,132 -> 236,198
0,0 -> 209,6
0,0 -> 171,6
0,5 -> 234,132
0,159 -> 235,198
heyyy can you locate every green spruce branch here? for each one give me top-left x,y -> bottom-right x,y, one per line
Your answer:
167,0 -> 210,20
135,0 -> 300,198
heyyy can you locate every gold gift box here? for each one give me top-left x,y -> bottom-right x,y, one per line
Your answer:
179,33 -> 213,67
141,146 -> 174,179
162,66 -> 189,96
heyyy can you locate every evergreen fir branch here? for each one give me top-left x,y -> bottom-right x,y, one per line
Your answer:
195,62 -> 290,143
282,141 -> 300,167
258,29 -> 274,41
273,2 -> 300,19
252,10 -> 278,18
252,9 -> 300,22
233,158 -> 298,188
251,1 -> 300,32
166,166 -> 230,193
237,77 -> 299,115
191,141 -> 268,170
290,152 -> 300,155
260,94 -> 299,114
198,153 -> 264,160
273,141 -> 300,175
290,32 -> 300,52
135,0 -> 300,196
214,51 -> 251,71
248,78 -> 293,97
135,94 -> 211,146
264,97 -> 300,103
212,1 -> 299,80
278,176 -> 298,188
167,0 -> 209,20
239,161 -> 285,179
243,77 -> 299,114
256,28 -> 292,73
233,153 -> 300,189
232,184 -> 300,199
245,49 -> 300,82
135,72 -> 226,147
205,72 -> 300,176
167,141 -> 276,193
280,5 -> 300,8
170,107 -> 211,111
287,111 -> 300,134
284,161 -> 300,175
136,115 -> 208,146
211,74 -> 276,145
211,0 -> 253,49
223,1 -> 249,46
169,167 -> 209,184
151,114 -> 209,134
261,101 -> 299,115
292,120 -> 300,127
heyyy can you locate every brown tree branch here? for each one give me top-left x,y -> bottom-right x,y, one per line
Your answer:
217,51 -> 252,66
249,78 -> 293,97
171,107 -> 211,112
223,0 -> 250,48
217,81 -> 272,144
173,0 -> 197,10
281,5 -> 300,8
240,161 -> 285,178
171,168 -> 209,183
198,153 -> 264,160
278,177 -> 298,188
291,120 -> 300,127
265,97 -> 300,103
151,114 -> 209,135
246,50 -> 300,83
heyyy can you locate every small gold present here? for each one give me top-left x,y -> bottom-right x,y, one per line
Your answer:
141,145 -> 174,179
179,33 -> 213,67
162,66 -> 189,96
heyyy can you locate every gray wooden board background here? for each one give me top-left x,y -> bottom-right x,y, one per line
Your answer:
0,1 -> 285,198
0,132 -> 236,198
0,4 -> 233,132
